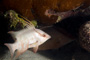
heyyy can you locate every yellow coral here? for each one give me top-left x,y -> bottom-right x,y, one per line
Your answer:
5,10 -> 37,29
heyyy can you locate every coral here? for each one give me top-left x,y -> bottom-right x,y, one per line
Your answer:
4,10 -> 37,30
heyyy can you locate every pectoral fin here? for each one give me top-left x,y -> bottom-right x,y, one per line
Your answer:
33,46 -> 39,53
15,49 -> 23,58
29,41 -> 39,53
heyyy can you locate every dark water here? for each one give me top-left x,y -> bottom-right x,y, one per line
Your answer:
55,15 -> 90,37
0,13 -> 14,44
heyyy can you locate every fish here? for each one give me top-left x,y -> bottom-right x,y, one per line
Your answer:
4,25 -> 51,59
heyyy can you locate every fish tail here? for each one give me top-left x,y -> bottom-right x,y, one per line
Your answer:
4,43 -> 17,59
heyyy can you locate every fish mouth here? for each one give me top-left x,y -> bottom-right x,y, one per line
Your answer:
48,35 -> 51,39
46,34 -> 51,40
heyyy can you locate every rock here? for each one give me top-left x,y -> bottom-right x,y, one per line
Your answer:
0,0 -> 90,24
79,21 -> 90,52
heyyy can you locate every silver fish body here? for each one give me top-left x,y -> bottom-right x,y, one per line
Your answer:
5,27 -> 51,58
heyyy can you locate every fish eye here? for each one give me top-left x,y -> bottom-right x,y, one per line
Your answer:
42,34 -> 46,37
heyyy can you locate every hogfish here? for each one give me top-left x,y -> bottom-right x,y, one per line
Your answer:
4,25 -> 51,59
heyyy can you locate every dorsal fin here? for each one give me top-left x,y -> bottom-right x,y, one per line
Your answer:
19,15 -> 35,29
